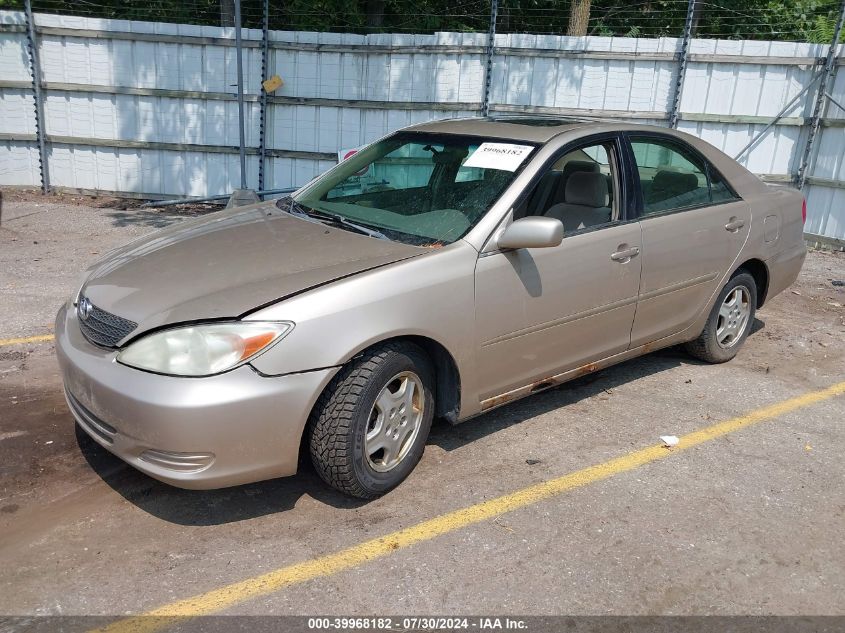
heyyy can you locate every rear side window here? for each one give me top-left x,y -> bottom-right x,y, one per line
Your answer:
709,170 -> 738,204
630,137 -> 736,216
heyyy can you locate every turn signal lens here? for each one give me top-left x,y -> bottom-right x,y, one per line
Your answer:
117,321 -> 294,376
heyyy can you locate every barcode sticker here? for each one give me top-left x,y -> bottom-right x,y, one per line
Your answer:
463,143 -> 534,172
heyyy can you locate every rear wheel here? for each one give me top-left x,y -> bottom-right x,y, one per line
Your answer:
308,342 -> 434,499
685,270 -> 757,363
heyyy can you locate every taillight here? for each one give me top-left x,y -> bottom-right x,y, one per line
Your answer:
802,198 -> 807,225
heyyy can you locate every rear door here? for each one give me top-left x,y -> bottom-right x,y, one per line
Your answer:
625,134 -> 750,347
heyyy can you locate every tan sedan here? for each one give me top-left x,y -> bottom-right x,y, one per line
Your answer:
56,117 -> 806,498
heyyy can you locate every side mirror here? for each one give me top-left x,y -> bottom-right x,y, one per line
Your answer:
497,216 -> 563,250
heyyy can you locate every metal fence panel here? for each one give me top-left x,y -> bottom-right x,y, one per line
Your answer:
1,9 -> 844,240
804,46 -> 845,241
0,11 -> 39,187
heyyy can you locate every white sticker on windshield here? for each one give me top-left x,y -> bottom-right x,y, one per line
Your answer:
463,142 -> 534,172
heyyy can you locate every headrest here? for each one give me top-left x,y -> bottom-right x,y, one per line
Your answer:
561,160 -> 600,181
652,170 -> 699,196
565,171 -> 608,208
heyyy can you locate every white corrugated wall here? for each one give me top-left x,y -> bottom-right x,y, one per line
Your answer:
0,10 -> 842,239
805,64 -> 845,240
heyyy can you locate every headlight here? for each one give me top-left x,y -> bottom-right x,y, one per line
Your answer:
116,321 -> 294,377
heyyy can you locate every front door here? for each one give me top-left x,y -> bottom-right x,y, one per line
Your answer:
474,138 -> 642,401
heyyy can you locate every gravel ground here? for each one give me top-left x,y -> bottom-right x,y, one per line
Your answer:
1,189 -> 844,621
0,189 -> 220,339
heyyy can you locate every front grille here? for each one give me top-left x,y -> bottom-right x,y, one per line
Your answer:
77,298 -> 138,348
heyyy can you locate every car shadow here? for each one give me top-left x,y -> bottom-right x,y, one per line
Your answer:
430,317 -> 766,451
77,319 -> 764,526
428,344 -> 698,451
104,208 -> 213,229
75,426 -> 368,527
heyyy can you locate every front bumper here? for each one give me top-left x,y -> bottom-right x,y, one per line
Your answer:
55,304 -> 338,489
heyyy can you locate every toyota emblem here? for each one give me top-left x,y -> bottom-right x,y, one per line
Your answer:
78,297 -> 93,321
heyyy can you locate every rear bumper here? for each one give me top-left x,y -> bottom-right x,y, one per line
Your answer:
765,242 -> 807,303
55,303 -> 337,489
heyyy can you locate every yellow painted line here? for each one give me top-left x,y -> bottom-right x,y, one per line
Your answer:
0,334 -> 54,346
94,381 -> 845,633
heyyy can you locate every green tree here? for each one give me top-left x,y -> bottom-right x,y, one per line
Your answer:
2,0 -> 842,42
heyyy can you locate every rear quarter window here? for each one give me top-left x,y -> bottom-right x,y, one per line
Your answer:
709,170 -> 739,204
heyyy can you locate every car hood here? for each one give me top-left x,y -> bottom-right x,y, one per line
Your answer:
79,202 -> 424,336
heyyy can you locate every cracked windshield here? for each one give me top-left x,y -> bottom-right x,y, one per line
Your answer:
289,134 -> 537,245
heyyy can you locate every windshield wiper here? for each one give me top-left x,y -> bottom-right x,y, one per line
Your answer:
277,197 -> 315,220
277,197 -> 389,241
311,211 -> 390,241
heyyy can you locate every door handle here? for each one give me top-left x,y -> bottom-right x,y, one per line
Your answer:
725,217 -> 745,232
610,246 -> 640,262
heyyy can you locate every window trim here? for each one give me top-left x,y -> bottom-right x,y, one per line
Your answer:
622,132 -> 742,221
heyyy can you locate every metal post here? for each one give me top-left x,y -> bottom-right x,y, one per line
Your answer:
23,0 -> 49,194
480,0 -> 498,118
258,0 -> 270,194
797,0 -> 845,189
824,90 -> 845,115
234,0 -> 248,190
733,73 -> 823,162
669,0 -> 696,128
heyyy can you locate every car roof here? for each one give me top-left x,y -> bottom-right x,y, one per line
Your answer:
403,115 -> 768,200
404,116 -> 587,143
403,116 -> 706,145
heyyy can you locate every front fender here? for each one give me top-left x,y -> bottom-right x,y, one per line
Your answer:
246,241 -> 482,417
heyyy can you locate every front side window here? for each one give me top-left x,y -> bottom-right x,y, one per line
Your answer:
292,133 -> 537,246
516,141 -> 618,234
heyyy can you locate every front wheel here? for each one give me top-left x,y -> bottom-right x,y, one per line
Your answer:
308,342 -> 435,499
685,270 -> 757,363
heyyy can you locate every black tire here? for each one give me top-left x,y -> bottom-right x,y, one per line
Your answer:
684,270 -> 757,364
308,342 -> 435,499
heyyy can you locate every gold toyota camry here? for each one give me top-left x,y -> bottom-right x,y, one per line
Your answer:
56,117 -> 807,498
